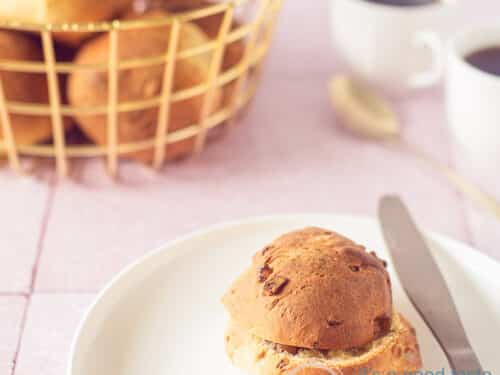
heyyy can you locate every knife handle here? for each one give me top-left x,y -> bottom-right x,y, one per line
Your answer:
379,196 -> 485,374
448,346 -> 483,373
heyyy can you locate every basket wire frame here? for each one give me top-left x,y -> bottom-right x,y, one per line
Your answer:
107,25 -> 119,176
0,77 -> 19,170
41,29 -> 68,176
194,4 -> 235,154
153,18 -> 181,169
228,0 -> 272,129
0,0 -> 282,177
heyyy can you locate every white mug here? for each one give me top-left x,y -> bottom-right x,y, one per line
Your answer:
446,26 -> 500,187
330,0 -> 457,95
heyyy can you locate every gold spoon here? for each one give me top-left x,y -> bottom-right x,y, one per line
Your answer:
329,75 -> 500,221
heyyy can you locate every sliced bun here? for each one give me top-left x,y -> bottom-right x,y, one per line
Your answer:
226,313 -> 422,375
0,31 -> 67,147
222,227 -> 393,350
68,10 -> 222,163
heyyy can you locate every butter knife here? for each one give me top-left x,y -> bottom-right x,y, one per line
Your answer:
378,195 -> 483,373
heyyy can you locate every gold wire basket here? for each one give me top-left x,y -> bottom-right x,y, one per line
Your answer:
0,0 -> 282,177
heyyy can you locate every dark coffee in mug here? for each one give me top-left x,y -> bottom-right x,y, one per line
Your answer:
364,0 -> 438,6
465,47 -> 500,76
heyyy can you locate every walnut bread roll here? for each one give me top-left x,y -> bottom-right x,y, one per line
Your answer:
222,227 -> 422,375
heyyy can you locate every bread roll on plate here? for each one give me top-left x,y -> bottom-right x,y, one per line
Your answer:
0,31 -> 69,149
68,10 -> 222,163
222,227 -> 422,375
0,0 -> 133,46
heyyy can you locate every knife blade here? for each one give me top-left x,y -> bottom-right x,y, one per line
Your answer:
378,195 -> 483,373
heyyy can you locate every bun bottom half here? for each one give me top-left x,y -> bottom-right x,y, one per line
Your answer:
225,313 -> 422,375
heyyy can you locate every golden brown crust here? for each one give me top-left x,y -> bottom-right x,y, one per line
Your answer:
163,0 -> 245,70
163,1 -> 246,106
192,12 -> 244,70
0,31 -> 66,146
67,10 -> 222,163
225,314 -> 422,375
194,11 -> 245,106
45,0 -> 132,23
222,227 -> 393,350
0,0 -> 133,46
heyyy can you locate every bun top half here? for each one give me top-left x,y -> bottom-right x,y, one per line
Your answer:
222,227 -> 392,350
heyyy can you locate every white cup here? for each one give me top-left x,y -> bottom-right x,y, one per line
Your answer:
446,26 -> 500,186
330,0 -> 457,95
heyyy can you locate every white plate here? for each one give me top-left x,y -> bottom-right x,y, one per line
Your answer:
69,215 -> 500,375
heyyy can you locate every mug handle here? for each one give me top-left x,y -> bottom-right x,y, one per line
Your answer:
408,30 -> 443,89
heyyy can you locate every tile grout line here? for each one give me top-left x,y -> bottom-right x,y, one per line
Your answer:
444,128 -> 476,247
397,122 -> 475,245
1,290 -> 98,295
429,88 -> 476,247
29,290 -> 99,295
10,175 -> 57,375
0,292 -> 29,297
9,295 -> 29,375
29,177 -> 57,293
455,182 -> 476,247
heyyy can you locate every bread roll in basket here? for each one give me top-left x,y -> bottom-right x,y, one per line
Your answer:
0,0 -> 133,45
0,0 -> 283,176
68,10 -> 224,164
0,31 -> 71,148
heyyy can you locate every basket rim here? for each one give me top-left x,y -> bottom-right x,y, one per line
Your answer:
0,0 -> 255,32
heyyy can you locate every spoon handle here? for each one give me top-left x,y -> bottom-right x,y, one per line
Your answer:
398,139 -> 500,221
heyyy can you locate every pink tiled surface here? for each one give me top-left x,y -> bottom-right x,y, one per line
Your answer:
3,1 -> 500,375
14,295 -> 93,375
0,173 -> 50,293
0,297 -> 26,375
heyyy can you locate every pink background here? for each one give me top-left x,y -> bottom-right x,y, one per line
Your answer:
2,1 -> 499,374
